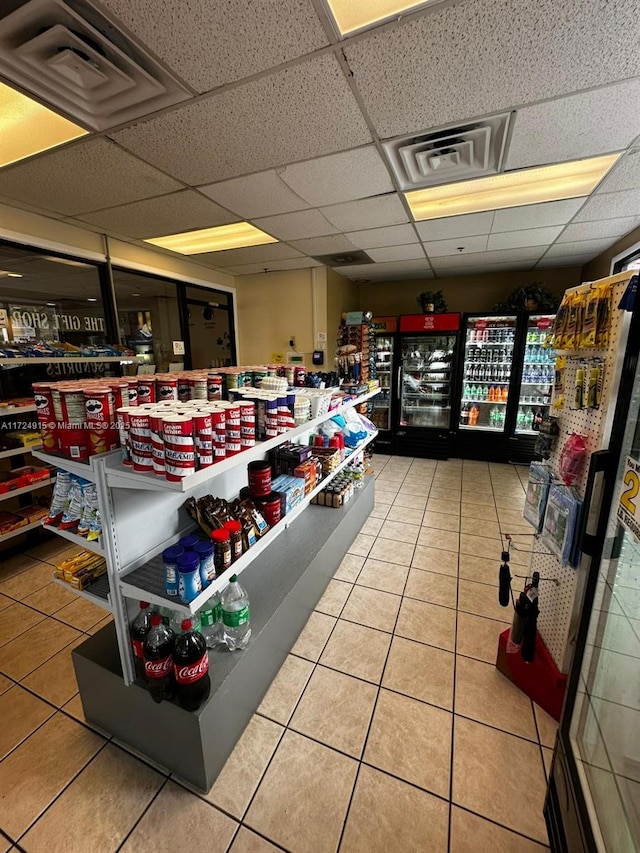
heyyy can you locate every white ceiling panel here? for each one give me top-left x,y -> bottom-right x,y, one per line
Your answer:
0,139 -> 181,216
232,258 -> 323,275
321,194 -> 408,231
573,189 -> 640,222
198,171 -> 310,218
344,0 -> 640,138
112,54 -> 371,185
491,199 -> 587,233
432,261 -> 536,276
76,190 -> 239,238
252,210 -> 340,241
277,146 -> 394,206
535,255 -> 594,268
596,151 -> 640,194
557,217 -> 640,244
99,0 -> 328,93
345,224 -> 418,249
193,243 -> 305,268
505,79 -> 640,169
543,239 -> 615,259
433,247 -> 546,269
415,213 -> 495,242
423,235 -> 489,257
288,235 -> 358,255
367,245 -> 426,262
338,260 -> 434,281
487,226 -> 564,251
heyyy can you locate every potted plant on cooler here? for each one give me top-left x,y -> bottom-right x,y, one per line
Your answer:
493,282 -> 560,313
416,290 -> 448,313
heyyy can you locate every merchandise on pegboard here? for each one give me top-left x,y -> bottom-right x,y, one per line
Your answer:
335,311 -> 376,385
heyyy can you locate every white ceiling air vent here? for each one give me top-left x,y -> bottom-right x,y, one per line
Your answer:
0,0 -> 191,131
382,113 -> 512,191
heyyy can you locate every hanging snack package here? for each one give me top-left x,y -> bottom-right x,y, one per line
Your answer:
45,470 -> 72,526
59,476 -> 84,531
550,294 -> 570,350
552,356 -> 567,409
587,363 -> 604,409
595,282 -> 612,348
534,414 -> 560,459
565,291 -> 585,352
559,433 -> 587,486
541,486 -> 579,565
523,462 -> 552,531
580,287 -> 599,347
574,365 -> 586,410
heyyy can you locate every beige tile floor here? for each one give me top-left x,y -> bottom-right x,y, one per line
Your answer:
0,456 -> 556,852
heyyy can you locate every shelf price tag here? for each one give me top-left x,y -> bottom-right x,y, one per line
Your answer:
617,455 -> 640,543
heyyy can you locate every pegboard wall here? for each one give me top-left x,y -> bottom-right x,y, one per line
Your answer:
524,273 -> 633,672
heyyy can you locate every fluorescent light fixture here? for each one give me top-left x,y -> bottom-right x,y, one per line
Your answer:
46,302 -> 56,306
6,272 -> 22,278
0,82 -> 87,169
42,256 -> 94,268
144,222 -> 278,255
406,153 -> 620,221
325,0 -> 435,35
87,298 -> 97,302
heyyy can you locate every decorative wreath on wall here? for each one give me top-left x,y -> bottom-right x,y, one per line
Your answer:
493,282 -> 560,313
416,290 -> 448,313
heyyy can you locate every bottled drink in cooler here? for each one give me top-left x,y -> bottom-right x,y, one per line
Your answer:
143,614 -> 176,703
460,403 -> 469,426
173,618 -> 211,711
199,593 -> 223,647
130,601 -> 152,680
221,574 -> 251,650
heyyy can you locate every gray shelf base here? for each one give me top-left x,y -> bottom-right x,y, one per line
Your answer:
72,475 -> 374,791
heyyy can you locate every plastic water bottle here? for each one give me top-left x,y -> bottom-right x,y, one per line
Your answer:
198,592 -> 223,648
221,574 -> 251,651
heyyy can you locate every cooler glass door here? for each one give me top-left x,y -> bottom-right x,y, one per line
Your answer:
399,334 -> 456,429
460,315 -> 516,432
567,355 -> 640,851
515,314 -> 555,435
372,333 -> 393,431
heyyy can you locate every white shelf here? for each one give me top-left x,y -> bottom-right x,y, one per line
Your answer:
459,425 -> 505,432
52,574 -> 112,612
119,430 -> 378,616
0,404 -> 37,415
0,444 -> 41,461
0,356 -> 145,365
32,448 -> 121,481
0,518 -> 44,543
42,523 -> 103,555
462,399 -> 507,405
105,389 -> 380,493
0,477 -> 53,503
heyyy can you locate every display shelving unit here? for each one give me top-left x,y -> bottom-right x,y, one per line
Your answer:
34,388 -> 379,790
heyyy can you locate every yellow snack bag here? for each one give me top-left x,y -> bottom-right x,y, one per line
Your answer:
580,287 -> 598,347
595,283 -> 612,348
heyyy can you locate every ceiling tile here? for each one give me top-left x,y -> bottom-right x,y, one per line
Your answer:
573,189 -> 640,222
194,243 -> 305,268
75,190 -> 238,238
597,151 -> 640,194
232,258 -> 323,274
278,146 -> 394,206
423,235 -> 489,258
288,235 -> 358,255
321,194 -> 408,231
338,260 -> 434,281
487,226 -> 564,251
505,79 -> 640,168
344,0 -> 640,137
112,54 -> 371,185
0,139 -> 181,216
432,261 -> 536,276
415,213 -> 494,242
367,244 -> 426,262
543,239 -> 615,258
198,171 -> 310,218
433,247 -> 545,269
491,199 -> 587,233
345,224 -> 418,248
252,210 -> 339,241
557,217 -> 640,244
100,0 -> 328,93
535,255 -> 593,268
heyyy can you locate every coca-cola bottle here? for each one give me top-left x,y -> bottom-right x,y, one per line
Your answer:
143,614 -> 175,703
173,618 -> 210,711
130,601 -> 152,680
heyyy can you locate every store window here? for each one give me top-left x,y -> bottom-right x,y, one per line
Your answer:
184,284 -> 236,368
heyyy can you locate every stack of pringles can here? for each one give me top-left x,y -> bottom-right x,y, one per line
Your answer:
32,366 -> 339,484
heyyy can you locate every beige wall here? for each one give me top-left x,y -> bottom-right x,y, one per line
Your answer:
582,225 -> 640,282
356,267 -> 582,316
327,267 -> 360,331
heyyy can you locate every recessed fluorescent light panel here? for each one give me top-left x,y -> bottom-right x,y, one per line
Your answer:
144,222 -> 278,255
325,0 -> 438,36
405,153 -> 620,221
0,82 -> 87,168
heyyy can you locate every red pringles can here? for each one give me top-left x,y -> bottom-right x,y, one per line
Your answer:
177,375 -> 191,402
148,410 -> 166,476
59,385 -> 90,461
207,373 -> 223,401
127,379 -> 139,407
156,375 -> 178,403
32,382 -> 57,452
116,406 -> 132,466
163,415 -> 196,481
137,377 -> 156,405
129,411 -> 153,472
193,410 -> 213,469
110,380 -> 129,410
85,388 -> 117,456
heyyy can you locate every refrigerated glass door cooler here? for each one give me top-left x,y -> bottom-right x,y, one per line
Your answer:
370,316 -> 397,453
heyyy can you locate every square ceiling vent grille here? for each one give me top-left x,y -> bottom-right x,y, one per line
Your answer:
382,113 -> 512,191
0,0 -> 191,131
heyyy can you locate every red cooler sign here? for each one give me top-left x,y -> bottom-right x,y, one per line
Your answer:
537,317 -> 553,330
372,316 -> 398,333
399,313 -> 461,332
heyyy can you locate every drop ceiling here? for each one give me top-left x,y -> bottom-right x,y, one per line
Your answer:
0,0 -> 638,282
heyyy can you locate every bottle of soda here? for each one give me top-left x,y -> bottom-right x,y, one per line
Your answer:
173,618 -> 211,711
143,614 -> 175,703
221,574 -> 251,651
198,592 -> 223,648
130,601 -> 152,680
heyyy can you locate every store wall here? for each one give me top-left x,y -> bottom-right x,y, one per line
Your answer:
327,268 -> 360,331
582,224 -> 640,281
356,267 -> 582,316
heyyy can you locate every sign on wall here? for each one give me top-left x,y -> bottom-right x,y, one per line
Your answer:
617,455 -> 640,543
